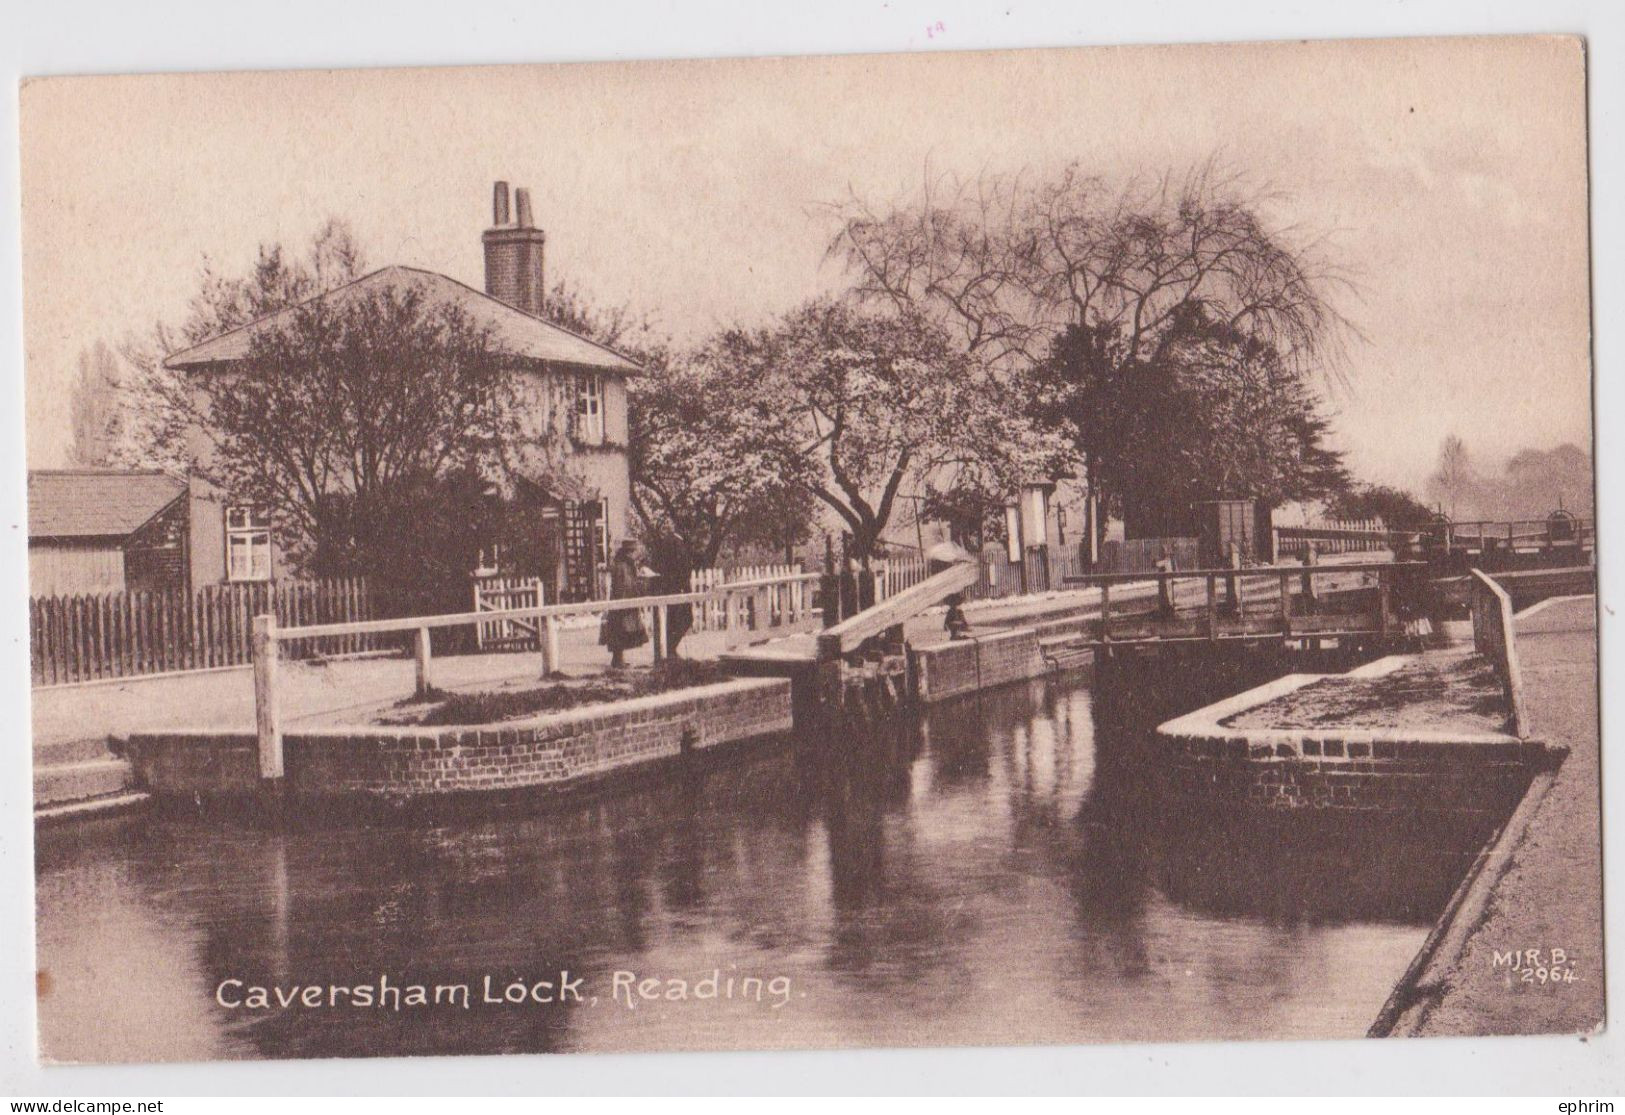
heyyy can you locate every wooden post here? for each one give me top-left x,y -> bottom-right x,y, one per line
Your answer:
653,605 -> 667,661
1278,572 -> 1292,638
819,573 -> 840,628
414,625 -> 433,697
1099,581 -> 1111,643
1378,567 -> 1393,637
542,614 -> 560,675
252,613 -> 283,781
1156,556 -> 1175,615
1223,543 -> 1241,614
1206,574 -> 1219,641
1300,546 -> 1320,611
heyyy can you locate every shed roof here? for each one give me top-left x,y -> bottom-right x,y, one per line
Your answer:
163,265 -> 640,374
28,470 -> 187,540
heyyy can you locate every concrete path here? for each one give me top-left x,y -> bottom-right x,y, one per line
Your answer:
1402,595 -> 1603,1037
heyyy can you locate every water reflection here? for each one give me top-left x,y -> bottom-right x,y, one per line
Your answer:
36,671 -> 1488,1062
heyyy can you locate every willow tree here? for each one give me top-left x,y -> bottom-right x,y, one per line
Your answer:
830,161 -> 1354,548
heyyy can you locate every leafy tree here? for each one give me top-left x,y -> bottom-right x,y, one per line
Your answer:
626,351 -> 808,578
832,161 -> 1350,378
67,340 -> 123,467
1034,309 -> 1347,539
1325,483 -> 1434,529
533,279 -> 820,581
119,220 -> 371,470
1495,443 -> 1592,519
166,283 -> 521,600
717,298 -> 1062,566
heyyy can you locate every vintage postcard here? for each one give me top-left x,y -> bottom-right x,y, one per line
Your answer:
20,35 -> 1598,1065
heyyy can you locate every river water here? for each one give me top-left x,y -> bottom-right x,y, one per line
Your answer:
35,672 -> 1487,1062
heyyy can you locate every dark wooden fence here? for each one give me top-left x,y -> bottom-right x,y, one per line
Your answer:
30,576 -> 380,687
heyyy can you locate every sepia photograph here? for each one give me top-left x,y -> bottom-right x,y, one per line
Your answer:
4,6 -> 1612,1098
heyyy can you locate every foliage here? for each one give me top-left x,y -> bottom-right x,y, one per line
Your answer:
829,161 -> 1354,541
1033,309 -> 1347,536
1325,483 -> 1435,530
710,297 -> 1064,565
118,221 -> 372,470
533,279 -> 819,579
1427,434 -> 1474,520
172,283 -> 522,600
831,161 -> 1351,378
1423,438 -> 1591,522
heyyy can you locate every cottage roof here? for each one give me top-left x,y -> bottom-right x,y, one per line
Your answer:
28,470 -> 187,540
162,265 -> 640,374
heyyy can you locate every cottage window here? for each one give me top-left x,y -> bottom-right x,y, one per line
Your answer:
225,505 -> 273,582
576,372 -> 605,444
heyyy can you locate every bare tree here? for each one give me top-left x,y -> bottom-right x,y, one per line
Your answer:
117,221 -> 370,470
66,340 -> 123,467
1429,434 -> 1475,521
829,159 -> 1356,541
830,160 -> 1354,383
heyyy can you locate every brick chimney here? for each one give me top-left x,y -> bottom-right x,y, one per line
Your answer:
482,180 -> 546,316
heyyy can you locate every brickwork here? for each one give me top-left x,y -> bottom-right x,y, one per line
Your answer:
909,628 -> 1049,703
119,678 -> 792,802
1157,730 -> 1539,815
1155,665 -> 1545,816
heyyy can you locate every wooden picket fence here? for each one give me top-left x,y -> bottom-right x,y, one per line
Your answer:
1273,517 -> 1393,557
688,564 -> 813,632
872,556 -> 930,599
30,575 -> 379,687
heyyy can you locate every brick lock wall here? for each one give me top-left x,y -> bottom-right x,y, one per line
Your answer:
1157,730 -> 1536,815
121,678 -> 792,802
910,628 -> 1048,703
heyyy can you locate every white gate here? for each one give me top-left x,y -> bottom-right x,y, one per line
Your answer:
472,575 -> 546,649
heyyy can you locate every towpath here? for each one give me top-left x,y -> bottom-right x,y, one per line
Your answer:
1401,595 -> 1603,1037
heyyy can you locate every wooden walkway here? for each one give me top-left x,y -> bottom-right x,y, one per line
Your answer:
723,559 -> 1426,673
1062,561 -> 1426,650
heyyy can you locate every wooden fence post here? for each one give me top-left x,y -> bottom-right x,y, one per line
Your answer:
1206,574 -> 1219,641
653,605 -> 668,661
542,615 -> 560,675
414,625 -> 433,697
1223,544 -> 1241,614
252,613 -> 283,781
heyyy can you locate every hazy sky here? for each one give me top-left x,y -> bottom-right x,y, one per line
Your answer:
19,36 -> 1591,491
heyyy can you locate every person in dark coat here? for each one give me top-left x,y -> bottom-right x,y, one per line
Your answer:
601,540 -> 649,668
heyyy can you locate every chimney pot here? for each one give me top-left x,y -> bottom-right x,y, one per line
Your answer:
483,183 -> 546,316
